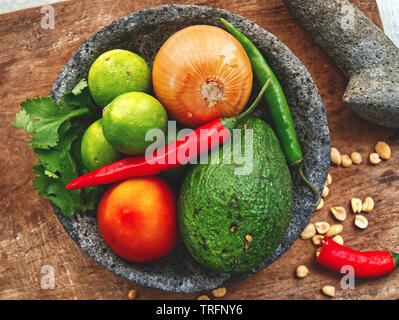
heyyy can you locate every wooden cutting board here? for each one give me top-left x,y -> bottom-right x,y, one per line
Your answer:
1,0 -> 398,300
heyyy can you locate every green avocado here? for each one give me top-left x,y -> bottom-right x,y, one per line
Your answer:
178,117 -> 293,273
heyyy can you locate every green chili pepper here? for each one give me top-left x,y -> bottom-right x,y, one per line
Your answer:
220,18 -> 321,207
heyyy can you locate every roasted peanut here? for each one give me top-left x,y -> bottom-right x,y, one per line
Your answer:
375,141 -> 391,160
322,186 -> 329,198
295,265 -> 309,278
331,148 -> 342,165
332,235 -> 344,245
322,285 -> 335,297
369,153 -> 381,164
362,197 -> 374,212
301,223 -> 316,239
326,224 -> 343,237
325,173 -> 332,186
341,154 -> 352,167
312,235 -> 324,246
212,287 -> 227,298
351,152 -> 362,164
355,215 -> 368,229
351,198 -> 362,214
331,207 -> 347,221
197,295 -> 211,300
314,222 -> 330,234
128,289 -> 137,300
316,198 -> 324,211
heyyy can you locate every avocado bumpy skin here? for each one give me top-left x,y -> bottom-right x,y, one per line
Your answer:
178,117 -> 293,273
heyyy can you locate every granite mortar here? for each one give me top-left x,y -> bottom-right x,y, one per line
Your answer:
49,4 -> 330,292
284,0 -> 399,128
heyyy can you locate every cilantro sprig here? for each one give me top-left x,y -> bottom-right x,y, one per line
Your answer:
12,79 -> 105,216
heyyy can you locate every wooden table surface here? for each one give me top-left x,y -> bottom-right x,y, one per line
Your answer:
1,0 -> 398,300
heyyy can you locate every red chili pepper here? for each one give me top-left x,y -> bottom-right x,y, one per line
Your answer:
316,237 -> 399,277
66,77 -> 272,190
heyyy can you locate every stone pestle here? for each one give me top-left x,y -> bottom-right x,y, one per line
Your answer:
283,0 -> 399,128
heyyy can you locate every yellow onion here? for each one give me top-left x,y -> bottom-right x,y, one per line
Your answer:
152,25 -> 253,127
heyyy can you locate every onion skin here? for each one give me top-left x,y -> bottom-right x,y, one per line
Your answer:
152,25 -> 253,127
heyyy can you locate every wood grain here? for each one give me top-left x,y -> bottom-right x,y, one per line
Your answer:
1,0 -> 398,300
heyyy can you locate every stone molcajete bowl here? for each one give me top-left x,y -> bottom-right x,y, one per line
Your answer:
50,4 -> 330,292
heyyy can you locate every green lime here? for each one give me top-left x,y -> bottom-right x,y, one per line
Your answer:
88,49 -> 151,107
81,119 -> 123,171
102,92 -> 168,155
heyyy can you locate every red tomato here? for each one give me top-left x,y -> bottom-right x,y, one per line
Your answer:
97,176 -> 177,262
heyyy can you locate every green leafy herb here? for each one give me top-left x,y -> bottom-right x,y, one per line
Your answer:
34,121 -> 79,184
33,164 -> 84,216
60,79 -> 97,111
12,79 -> 104,216
12,97 -> 90,150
